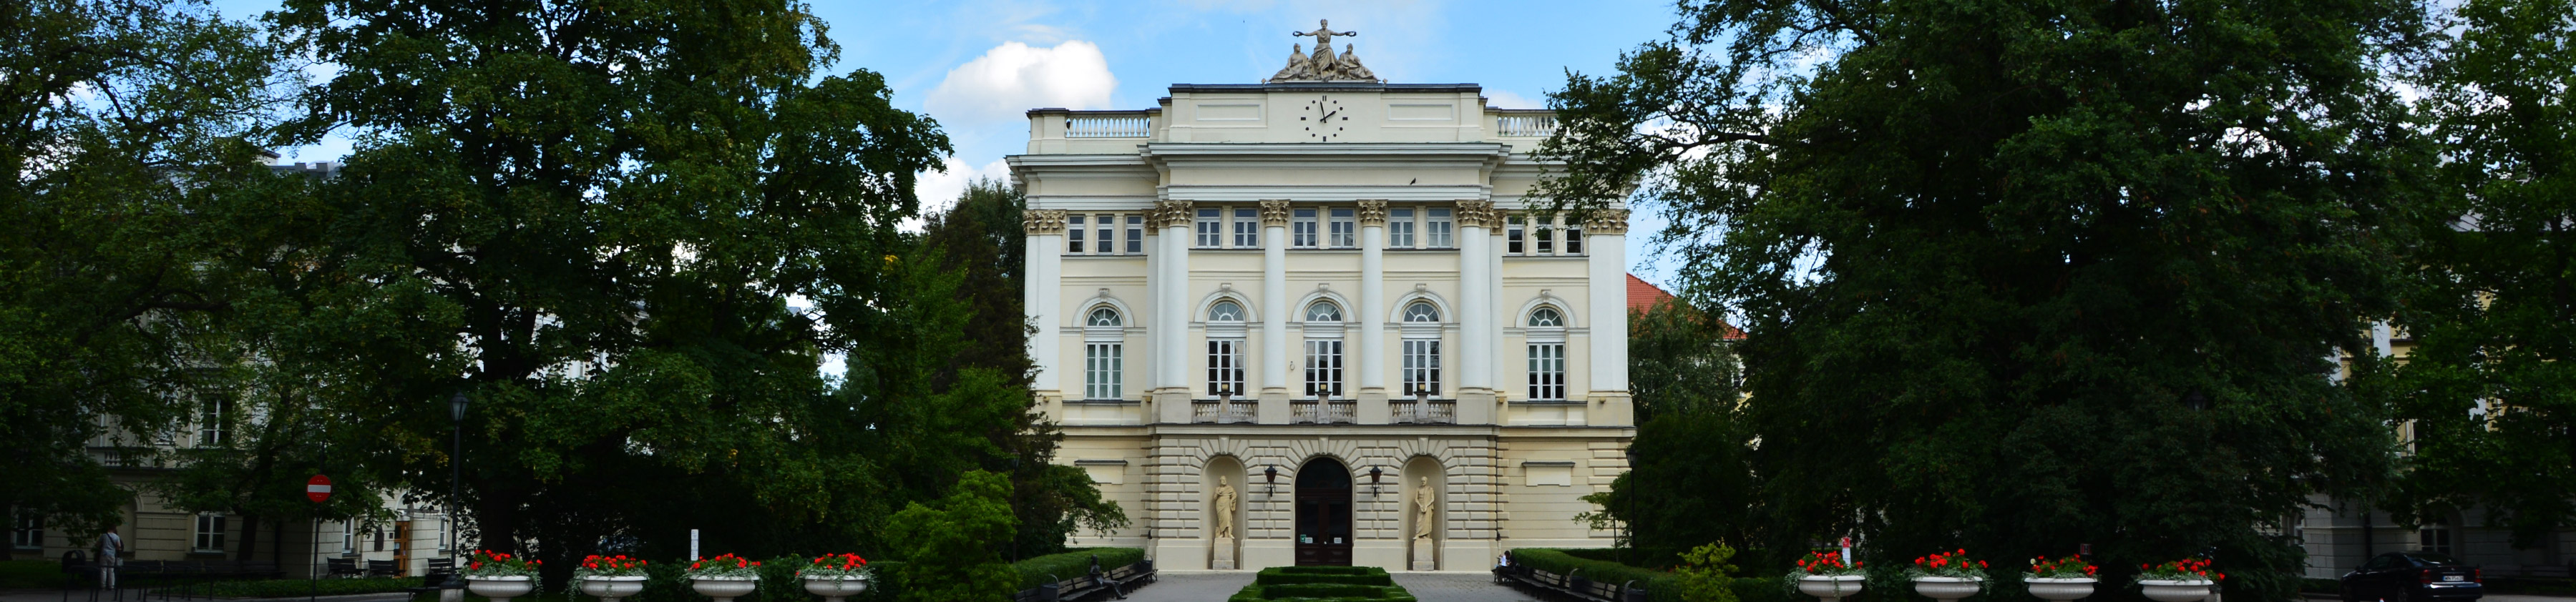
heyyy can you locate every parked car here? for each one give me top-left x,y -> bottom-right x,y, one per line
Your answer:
2343,551 -> 2482,602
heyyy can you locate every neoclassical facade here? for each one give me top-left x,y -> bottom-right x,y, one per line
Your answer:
1013,46 -> 1633,571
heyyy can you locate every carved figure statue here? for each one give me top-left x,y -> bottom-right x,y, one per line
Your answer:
1412,477 -> 1434,540
1292,19 -> 1357,56
1214,477 -> 1239,540
1275,44 -> 1314,80
1269,19 -> 1380,82
1335,44 -> 1377,81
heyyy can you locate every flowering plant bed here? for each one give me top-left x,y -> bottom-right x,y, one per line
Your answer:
2024,555 -> 2098,579
1905,549 -> 1991,581
686,553 -> 763,580
2135,558 -> 2222,583
573,555 -> 649,580
799,553 -> 874,582
461,550 -> 541,578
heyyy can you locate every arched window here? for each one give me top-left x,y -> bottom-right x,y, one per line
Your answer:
1528,307 -> 1563,327
1305,301 -> 1342,322
1088,307 -> 1122,327
1209,300 -> 1244,322
1403,302 -> 1440,322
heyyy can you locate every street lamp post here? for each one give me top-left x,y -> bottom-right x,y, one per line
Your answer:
446,392 -> 467,591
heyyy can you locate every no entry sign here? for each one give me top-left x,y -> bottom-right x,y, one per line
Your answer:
306,475 -> 333,503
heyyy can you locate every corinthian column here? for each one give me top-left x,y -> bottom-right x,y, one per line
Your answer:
1356,200 -> 1390,423
1259,200 -> 1291,415
1155,200 -> 1194,402
1454,200 -> 1499,425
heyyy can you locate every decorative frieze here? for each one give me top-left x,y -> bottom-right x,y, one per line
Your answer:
1356,200 -> 1387,227
1455,199 -> 1502,229
1023,209 -> 1068,235
1259,199 -> 1291,227
1581,208 -> 1631,235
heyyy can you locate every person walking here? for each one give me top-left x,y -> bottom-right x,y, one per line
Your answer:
97,527 -> 125,590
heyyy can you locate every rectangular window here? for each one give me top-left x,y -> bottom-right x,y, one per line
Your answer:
1207,340 -> 1246,397
1094,213 -> 1114,254
1527,343 -> 1566,401
341,520 -> 356,555
1535,221 -> 1555,255
1066,215 -> 1085,253
1085,342 -> 1123,400
1427,209 -> 1454,247
1506,215 -> 1526,254
372,528 -> 385,553
1402,340 -> 1442,397
1303,340 -> 1344,398
1292,209 -> 1319,247
1566,224 -> 1584,255
197,399 -> 228,448
1126,214 -> 1145,254
1328,208 -> 1357,247
1388,209 -> 1415,248
1232,208 -> 1259,247
2418,526 -> 2453,554
1195,209 -> 1221,247
193,513 -> 226,553
9,508 -> 41,550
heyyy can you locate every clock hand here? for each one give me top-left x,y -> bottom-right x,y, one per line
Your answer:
1321,109 -> 1338,121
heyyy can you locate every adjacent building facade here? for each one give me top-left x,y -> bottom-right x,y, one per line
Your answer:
1014,36 -> 1634,571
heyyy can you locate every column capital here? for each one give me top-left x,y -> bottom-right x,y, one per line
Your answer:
1153,199 -> 1194,229
1455,199 -> 1503,229
1259,199 -> 1292,227
1581,208 -> 1631,235
1356,199 -> 1388,227
1023,209 -> 1068,235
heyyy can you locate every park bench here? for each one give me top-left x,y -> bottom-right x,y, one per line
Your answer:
365,560 -> 401,578
326,558 -> 363,578
1501,566 -> 1650,602
402,558 -> 459,596
1008,557 -> 1155,602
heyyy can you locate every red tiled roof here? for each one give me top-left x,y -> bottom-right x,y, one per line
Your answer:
1627,274 -> 1746,340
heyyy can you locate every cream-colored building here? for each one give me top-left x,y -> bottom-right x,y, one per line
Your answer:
1012,34 -> 1634,571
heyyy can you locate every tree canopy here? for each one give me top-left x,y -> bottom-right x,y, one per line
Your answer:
1546,0 -> 2434,597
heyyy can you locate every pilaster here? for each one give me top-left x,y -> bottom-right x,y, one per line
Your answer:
1023,209 -> 1067,397
1584,209 -> 1632,425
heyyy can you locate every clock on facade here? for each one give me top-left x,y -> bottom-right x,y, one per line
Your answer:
1302,96 -> 1347,142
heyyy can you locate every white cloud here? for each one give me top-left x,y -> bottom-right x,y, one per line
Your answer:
1485,89 -> 1546,109
925,41 -> 1118,127
909,157 -> 1015,230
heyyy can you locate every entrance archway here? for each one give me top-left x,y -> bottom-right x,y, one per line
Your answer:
1293,458 -> 1353,566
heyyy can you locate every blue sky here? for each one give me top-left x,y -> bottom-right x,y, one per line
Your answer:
214,0 -> 1688,287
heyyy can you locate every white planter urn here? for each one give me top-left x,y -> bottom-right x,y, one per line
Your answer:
1798,576 -> 1868,602
2138,580 -> 2215,602
464,576 -> 534,602
1913,576 -> 1985,601
802,576 -> 870,602
578,576 -> 648,601
2025,578 -> 2098,601
692,576 -> 758,602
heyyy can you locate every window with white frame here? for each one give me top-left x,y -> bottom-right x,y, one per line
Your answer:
1535,219 -> 1555,254
1232,208 -> 1260,247
1125,214 -> 1144,254
9,508 -> 41,550
1292,209 -> 1319,247
193,513 -> 226,553
1567,222 -> 1585,254
1526,342 -> 1566,401
1328,208 -> 1357,247
1065,215 -> 1085,252
197,399 -> 229,447
1085,342 -> 1123,400
340,520 -> 356,554
1528,307 -> 1563,327
1094,213 -> 1116,253
1302,301 -> 1343,398
1208,340 -> 1245,397
1387,208 -> 1416,247
1209,300 -> 1245,322
2419,524 -> 2454,554
1195,209 -> 1222,247
1402,340 -> 1441,398
1305,301 -> 1342,322
1427,208 -> 1454,247
1506,214 -> 1526,254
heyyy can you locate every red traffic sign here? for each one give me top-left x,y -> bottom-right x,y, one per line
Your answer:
306,475 -> 333,503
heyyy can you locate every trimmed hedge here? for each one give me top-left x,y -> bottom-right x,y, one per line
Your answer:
1010,547 -> 1145,591
1255,566 -> 1395,586
170,577 -> 423,598
1507,548 -> 1797,602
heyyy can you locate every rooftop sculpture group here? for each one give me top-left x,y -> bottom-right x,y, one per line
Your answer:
1268,19 -> 1381,83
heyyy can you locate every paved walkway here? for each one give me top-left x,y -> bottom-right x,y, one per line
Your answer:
1113,571 -> 1536,602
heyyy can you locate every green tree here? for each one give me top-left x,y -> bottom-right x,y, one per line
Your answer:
0,0 -> 302,540
1541,1 -> 2431,598
263,0 -> 954,573
2371,0 -> 2576,548
884,470 -> 1020,602
1586,299 -> 1758,565
1628,298 -> 1742,422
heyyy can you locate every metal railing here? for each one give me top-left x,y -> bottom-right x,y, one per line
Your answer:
1191,398 -> 1257,424
1066,116 -> 1151,138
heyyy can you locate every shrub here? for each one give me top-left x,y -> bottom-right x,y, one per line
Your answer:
179,577 -> 421,598
1226,583 -> 1418,601
1509,548 -> 1820,602
1009,547 -> 1145,591
1254,566 -> 1395,586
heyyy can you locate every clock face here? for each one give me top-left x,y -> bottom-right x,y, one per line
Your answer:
1301,96 -> 1347,142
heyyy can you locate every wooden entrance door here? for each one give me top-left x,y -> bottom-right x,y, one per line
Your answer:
389,520 -> 411,576
1293,458 -> 1352,566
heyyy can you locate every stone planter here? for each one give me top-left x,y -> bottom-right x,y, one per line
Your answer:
802,576 -> 870,602
2025,578 -> 2097,601
691,576 -> 758,602
578,576 -> 648,601
2138,580 -> 2215,602
464,576 -> 533,602
1798,575 -> 1868,602
1913,576 -> 1985,601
